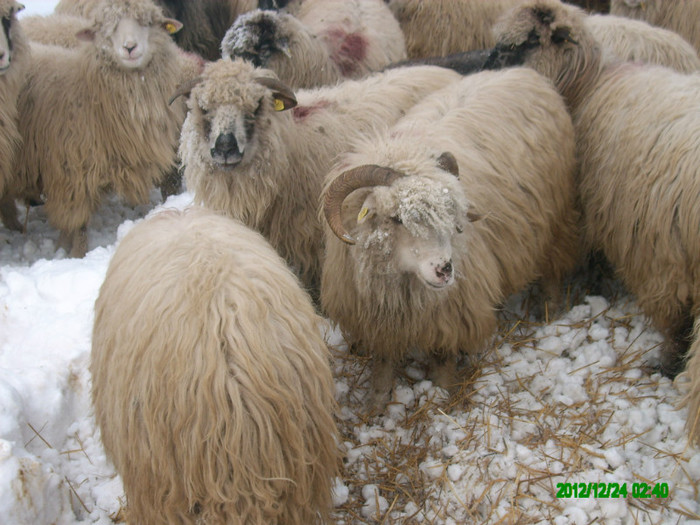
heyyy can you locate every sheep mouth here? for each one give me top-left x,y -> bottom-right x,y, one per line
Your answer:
0,63 -> 10,74
211,156 -> 243,169
424,279 -> 453,290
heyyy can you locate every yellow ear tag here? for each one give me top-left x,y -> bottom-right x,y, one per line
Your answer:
357,207 -> 369,223
273,98 -> 285,111
165,22 -> 178,35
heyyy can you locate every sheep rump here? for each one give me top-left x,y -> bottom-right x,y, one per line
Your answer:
321,67 -> 579,406
91,206 -> 340,524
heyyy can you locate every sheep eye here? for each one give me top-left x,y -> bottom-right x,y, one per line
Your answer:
390,215 -> 402,225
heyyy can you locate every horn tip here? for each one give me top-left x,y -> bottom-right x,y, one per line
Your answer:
341,234 -> 356,245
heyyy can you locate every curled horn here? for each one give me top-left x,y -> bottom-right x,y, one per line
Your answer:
168,76 -> 203,106
323,165 -> 404,245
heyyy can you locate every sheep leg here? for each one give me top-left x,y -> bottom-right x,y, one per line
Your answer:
684,318 -> 700,445
658,309 -> 694,378
369,356 -> 394,410
59,225 -> 88,258
158,166 -> 183,201
428,350 -> 459,395
0,195 -> 23,232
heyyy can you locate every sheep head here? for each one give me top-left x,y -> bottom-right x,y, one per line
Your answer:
0,1 -> 23,74
174,59 -> 297,171
77,0 -> 183,70
324,153 -> 479,290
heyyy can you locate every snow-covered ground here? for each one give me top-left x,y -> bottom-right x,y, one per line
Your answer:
3,1 -> 699,524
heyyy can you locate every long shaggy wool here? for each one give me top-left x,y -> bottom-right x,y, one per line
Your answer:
91,207 -> 340,525
20,14 -> 91,48
0,0 -> 28,231
180,58 -> 462,295
492,0 -> 700,444
611,0 -> 700,54
321,67 -> 579,403
15,0 -> 199,256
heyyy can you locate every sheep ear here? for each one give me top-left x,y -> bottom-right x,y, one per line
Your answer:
12,3 -> 24,15
163,18 -> 183,35
436,151 -> 459,178
76,28 -> 96,42
551,26 -> 577,45
256,77 -> 298,111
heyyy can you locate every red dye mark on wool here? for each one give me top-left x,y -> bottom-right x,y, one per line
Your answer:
326,28 -> 369,77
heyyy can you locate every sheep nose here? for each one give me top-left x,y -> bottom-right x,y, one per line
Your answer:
435,261 -> 453,280
211,133 -> 239,157
124,42 -> 137,54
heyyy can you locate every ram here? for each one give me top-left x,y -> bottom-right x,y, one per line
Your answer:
56,0 -> 256,60
13,0 -> 200,257
92,206 -> 339,524
176,58 -> 462,295
0,0 -> 27,231
489,0 -> 700,443
220,0 -> 406,88
321,67 -> 579,407
611,0 -> 700,55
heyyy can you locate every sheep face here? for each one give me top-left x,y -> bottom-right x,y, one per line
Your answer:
83,0 -> 183,70
0,1 -> 23,73
183,60 -> 297,171
353,174 -> 467,290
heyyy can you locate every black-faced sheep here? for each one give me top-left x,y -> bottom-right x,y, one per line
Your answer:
0,0 -> 27,232
13,0 -> 201,257
176,58 -> 462,296
320,67 -> 579,408
56,0 -> 257,60
489,0 -> 700,443
91,206 -> 340,525
611,0 -> 700,55
220,0 -> 406,88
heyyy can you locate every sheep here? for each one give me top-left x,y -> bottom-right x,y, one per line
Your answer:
220,0 -> 407,89
56,0 -> 257,60
13,0 -> 202,258
488,0 -> 700,443
175,58 -> 462,296
91,206 -> 340,525
320,67 -> 579,408
388,0 -> 700,74
610,0 -> 700,55
0,0 -> 27,232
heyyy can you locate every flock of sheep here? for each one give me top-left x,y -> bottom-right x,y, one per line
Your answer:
0,0 -> 698,522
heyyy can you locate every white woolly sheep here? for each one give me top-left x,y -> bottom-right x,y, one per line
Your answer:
611,0 -> 700,54
320,67 -> 579,407
91,206 -> 340,525
175,58 -> 462,296
489,0 -> 700,443
390,0 -> 699,74
14,0 -> 201,257
220,0 -> 406,89
0,0 -> 27,232
56,0 -> 257,60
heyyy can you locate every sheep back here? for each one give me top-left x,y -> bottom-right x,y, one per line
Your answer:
587,14 -> 700,72
180,59 -> 462,292
91,207 -> 340,525
20,14 -> 91,48
321,66 -> 578,365
610,0 -> 700,54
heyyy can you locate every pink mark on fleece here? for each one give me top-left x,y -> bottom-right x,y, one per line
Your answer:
292,100 -> 332,122
326,28 -> 369,77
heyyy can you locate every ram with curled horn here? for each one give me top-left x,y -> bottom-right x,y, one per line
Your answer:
320,66 -> 579,410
